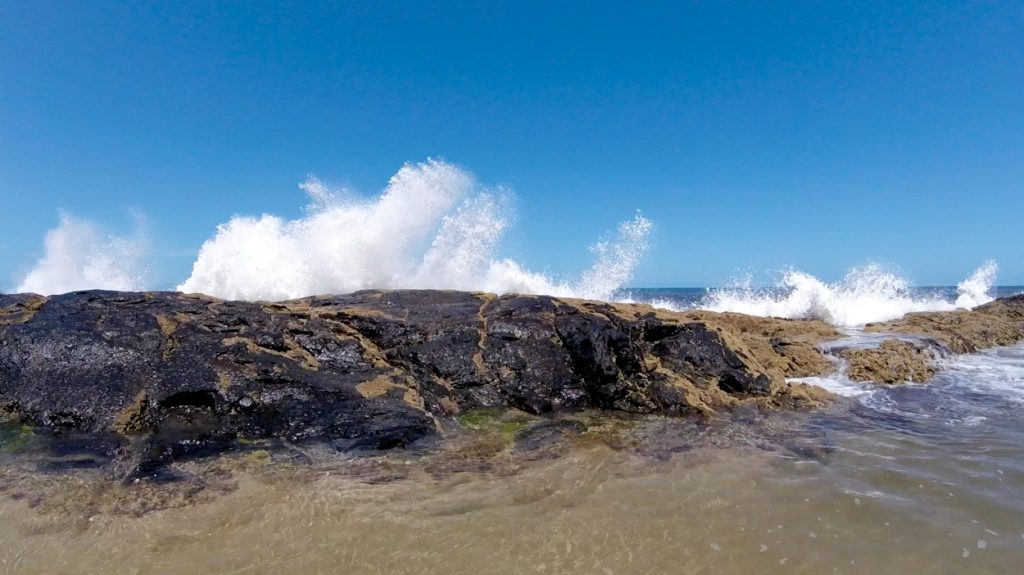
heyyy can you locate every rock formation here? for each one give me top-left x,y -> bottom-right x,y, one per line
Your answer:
865,295 -> 1024,354
839,340 -> 936,384
841,295 -> 1024,384
0,290 -> 837,476
4,289 -> 1021,474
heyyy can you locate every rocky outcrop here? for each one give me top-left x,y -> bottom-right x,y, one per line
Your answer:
841,295 -> 1024,384
839,340 -> 936,384
865,295 -> 1024,354
0,290 -> 839,476
675,310 -> 840,377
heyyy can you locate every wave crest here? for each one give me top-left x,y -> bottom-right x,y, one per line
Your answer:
15,213 -> 149,295
177,159 -> 651,301
692,261 -> 997,327
955,260 -> 998,309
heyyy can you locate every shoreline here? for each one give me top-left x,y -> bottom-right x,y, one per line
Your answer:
1,290 -> 1022,489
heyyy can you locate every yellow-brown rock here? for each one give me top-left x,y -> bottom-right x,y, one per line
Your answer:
864,295 -> 1024,354
840,340 -> 936,384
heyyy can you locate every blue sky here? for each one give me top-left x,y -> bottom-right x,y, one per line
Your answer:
2,1 -> 1022,289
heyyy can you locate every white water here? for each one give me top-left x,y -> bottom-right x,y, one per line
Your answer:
682,261 -> 998,328
944,342 -> 1024,403
954,260 -> 999,309
8,160 -> 1001,324
14,213 -> 149,295
11,161 -> 650,301
176,160 -> 652,301
790,341 -> 1024,433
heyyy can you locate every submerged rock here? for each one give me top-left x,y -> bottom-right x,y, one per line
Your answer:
0,290 -> 840,475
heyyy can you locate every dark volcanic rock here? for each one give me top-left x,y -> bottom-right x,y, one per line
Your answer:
0,289 -> 837,476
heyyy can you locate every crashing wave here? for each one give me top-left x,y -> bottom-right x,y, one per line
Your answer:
15,212 -> 149,295
176,159 -> 652,301
674,261 -> 998,327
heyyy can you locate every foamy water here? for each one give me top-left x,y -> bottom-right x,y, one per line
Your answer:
664,261 -> 999,328
943,343 -> 1024,403
7,159 -> 1002,330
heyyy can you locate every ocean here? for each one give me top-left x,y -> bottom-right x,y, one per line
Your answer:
2,284 -> 1023,574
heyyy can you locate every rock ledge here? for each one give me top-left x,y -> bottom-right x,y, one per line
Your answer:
1,290 -> 839,475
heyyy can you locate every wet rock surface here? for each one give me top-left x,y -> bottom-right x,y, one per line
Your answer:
0,290 -> 839,477
865,295 -> 1024,355
839,340 -> 937,384
839,295 -> 1024,384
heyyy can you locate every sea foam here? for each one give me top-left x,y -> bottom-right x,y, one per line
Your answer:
680,261 -> 998,327
177,159 -> 652,301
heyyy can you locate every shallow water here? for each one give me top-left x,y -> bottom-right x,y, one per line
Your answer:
2,344 -> 1024,574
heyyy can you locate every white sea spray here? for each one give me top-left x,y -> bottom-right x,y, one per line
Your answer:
672,261 -> 998,328
15,212 -> 149,295
177,159 -> 652,301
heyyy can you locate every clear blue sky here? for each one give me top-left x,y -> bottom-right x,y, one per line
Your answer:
2,1 -> 1022,288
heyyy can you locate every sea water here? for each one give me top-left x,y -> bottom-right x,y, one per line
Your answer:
2,341 -> 1023,574
14,159 -> 1010,322
2,315 -> 1023,574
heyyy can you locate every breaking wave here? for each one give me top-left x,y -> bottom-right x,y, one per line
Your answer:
954,260 -> 999,309
11,159 -> 1004,326
682,261 -> 998,327
177,159 -> 652,301
15,212 -> 149,295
